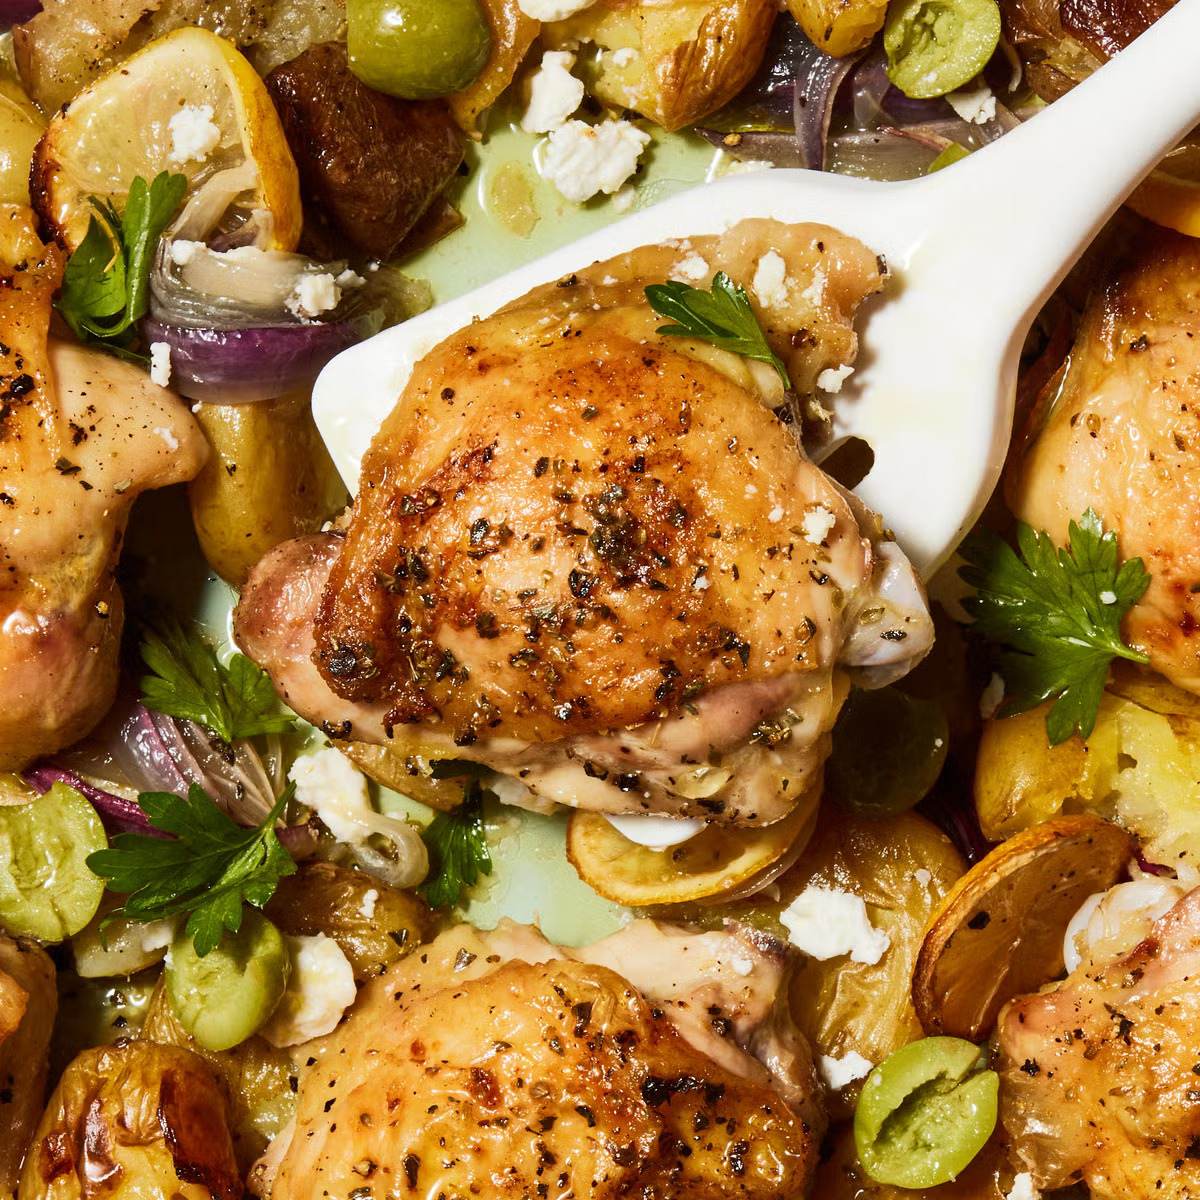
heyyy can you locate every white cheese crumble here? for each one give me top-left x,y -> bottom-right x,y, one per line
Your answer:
335,268 -> 366,291
799,266 -> 827,307
541,120 -> 651,204
359,889 -> 378,919
1099,589 -> 1117,605
167,103 -> 221,165
518,0 -> 595,17
946,84 -> 997,125
611,186 -> 637,212
287,272 -> 341,319
780,886 -> 891,964
730,954 -> 754,977
261,934 -> 357,1048
817,363 -> 855,393
168,238 -> 203,266
521,50 -> 585,134
670,253 -> 710,282
609,47 -> 637,67
819,1050 -> 874,1090
148,341 -> 172,388
914,868 -> 932,886
767,505 -> 784,523
1005,1173 -> 1041,1200
753,250 -> 790,308
801,504 -> 836,545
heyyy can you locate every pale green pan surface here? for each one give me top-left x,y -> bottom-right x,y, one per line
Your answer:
129,117 -> 724,947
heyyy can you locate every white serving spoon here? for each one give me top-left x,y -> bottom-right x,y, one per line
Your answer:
315,0 -> 1200,579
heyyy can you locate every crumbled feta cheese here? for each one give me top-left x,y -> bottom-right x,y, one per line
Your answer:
521,50 -> 585,134
753,250 -> 790,308
946,84 -> 997,126
601,275 -> 618,286
693,571 -> 710,591
819,1050 -> 874,1090
540,120 -> 650,204
148,341 -> 172,388
335,268 -> 366,291
359,889 -> 378,919
767,505 -> 784,523
1005,1173 -> 1041,1200
1099,589 -> 1117,605
914,868 -> 932,887
155,426 -> 179,451
518,0 -> 595,17
979,671 -> 1005,719
611,186 -> 637,212
801,504 -> 836,545
609,47 -> 637,67
168,238 -> 203,266
780,886 -> 891,964
287,272 -> 341,319
730,954 -> 754,976
260,934 -> 357,1048
167,103 -> 221,165
817,363 -> 855,393
670,253 -> 709,282
799,266 -> 827,307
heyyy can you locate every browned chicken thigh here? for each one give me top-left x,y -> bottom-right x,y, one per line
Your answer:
237,219 -> 933,827
260,919 -> 823,1200
0,206 -> 207,768
996,885 -> 1200,1198
1011,225 -> 1200,694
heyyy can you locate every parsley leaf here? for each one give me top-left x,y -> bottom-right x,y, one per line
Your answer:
418,782 -> 492,908
140,621 -> 295,743
644,272 -> 791,389
57,172 -> 187,351
86,784 -> 297,956
960,509 -> 1151,745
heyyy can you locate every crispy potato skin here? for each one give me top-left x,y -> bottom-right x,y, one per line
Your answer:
448,0 -> 540,133
189,394 -> 348,588
18,1041 -> 240,1200
786,0 -> 887,58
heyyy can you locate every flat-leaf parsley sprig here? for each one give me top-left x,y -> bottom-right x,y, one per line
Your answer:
960,509 -> 1150,745
645,272 -> 791,389
86,784 -> 297,956
418,781 -> 492,909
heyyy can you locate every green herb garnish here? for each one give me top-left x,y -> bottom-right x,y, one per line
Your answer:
140,621 -> 295,743
418,782 -> 492,908
86,784 -> 297,957
57,171 -> 187,353
960,509 -> 1150,745
645,272 -> 790,389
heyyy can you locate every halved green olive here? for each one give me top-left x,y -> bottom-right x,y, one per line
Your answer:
347,0 -> 492,100
883,0 -> 1001,99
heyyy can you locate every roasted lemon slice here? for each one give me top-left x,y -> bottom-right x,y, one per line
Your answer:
31,27 -> 301,252
566,795 -> 818,907
1127,142 -> 1200,238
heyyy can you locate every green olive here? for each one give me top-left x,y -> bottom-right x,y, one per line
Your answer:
347,0 -> 492,100
883,0 -> 1001,100
854,1037 -> 998,1188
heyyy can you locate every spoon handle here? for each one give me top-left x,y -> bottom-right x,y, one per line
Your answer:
928,0 -> 1200,327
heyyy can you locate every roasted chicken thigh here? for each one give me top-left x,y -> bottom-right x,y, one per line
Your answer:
237,219 -> 933,827
260,919 -> 822,1200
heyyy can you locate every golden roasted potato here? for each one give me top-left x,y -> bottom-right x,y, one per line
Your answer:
265,860 -> 430,980
339,740 -> 471,812
19,1041 -> 240,1200
786,0 -> 888,58
0,64 -> 43,207
566,794 -> 817,906
913,815 -> 1133,1040
142,982 -> 295,1171
449,0 -> 540,133
783,810 -> 964,1117
189,393 -> 348,586
975,673 -> 1200,877
547,0 -> 777,131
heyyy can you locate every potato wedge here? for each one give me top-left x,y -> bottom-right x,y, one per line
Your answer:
786,0 -> 889,58
19,1040 -> 240,1200
547,0 -> 777,132
339,741 -> 471,813
913,815 -> 1134,1040
449,0 -> 540,133
783,810 -> 963,1118
566,792 -> 817,906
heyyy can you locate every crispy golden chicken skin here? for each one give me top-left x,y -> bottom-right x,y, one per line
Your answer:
996,885 -> 1200,1198
261,921 -> 822,1200
237,219 -> 933,825
1011,225 -> 1200,694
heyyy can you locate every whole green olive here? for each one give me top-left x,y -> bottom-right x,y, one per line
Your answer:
347,0 -> 492,100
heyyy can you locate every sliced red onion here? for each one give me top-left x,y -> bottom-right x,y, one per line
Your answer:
141,318 -> 366,403
23,765 -> 163,837
696,128 -> 810,167
1,0 -> 41,26
792,47 -> 863,170
918,790 -> 992,865
1136,852 -> 1174,878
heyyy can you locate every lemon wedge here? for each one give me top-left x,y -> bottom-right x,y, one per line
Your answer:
1127,141 -> 1200,237
31,27 -> 301,252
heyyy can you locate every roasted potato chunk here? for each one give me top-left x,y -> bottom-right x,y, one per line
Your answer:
448,0 -> 540,133
19,1041 -> 240,1200
338,740 -> 470,812
189,393 -> 348,587
786,0 -> 888,57
142,982 -> 296,1171
548,0 -> 777,131
975,672 -> 1200,880
265,860 -> 430,980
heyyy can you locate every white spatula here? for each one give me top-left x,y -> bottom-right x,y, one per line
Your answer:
313,0 -> 1200,577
